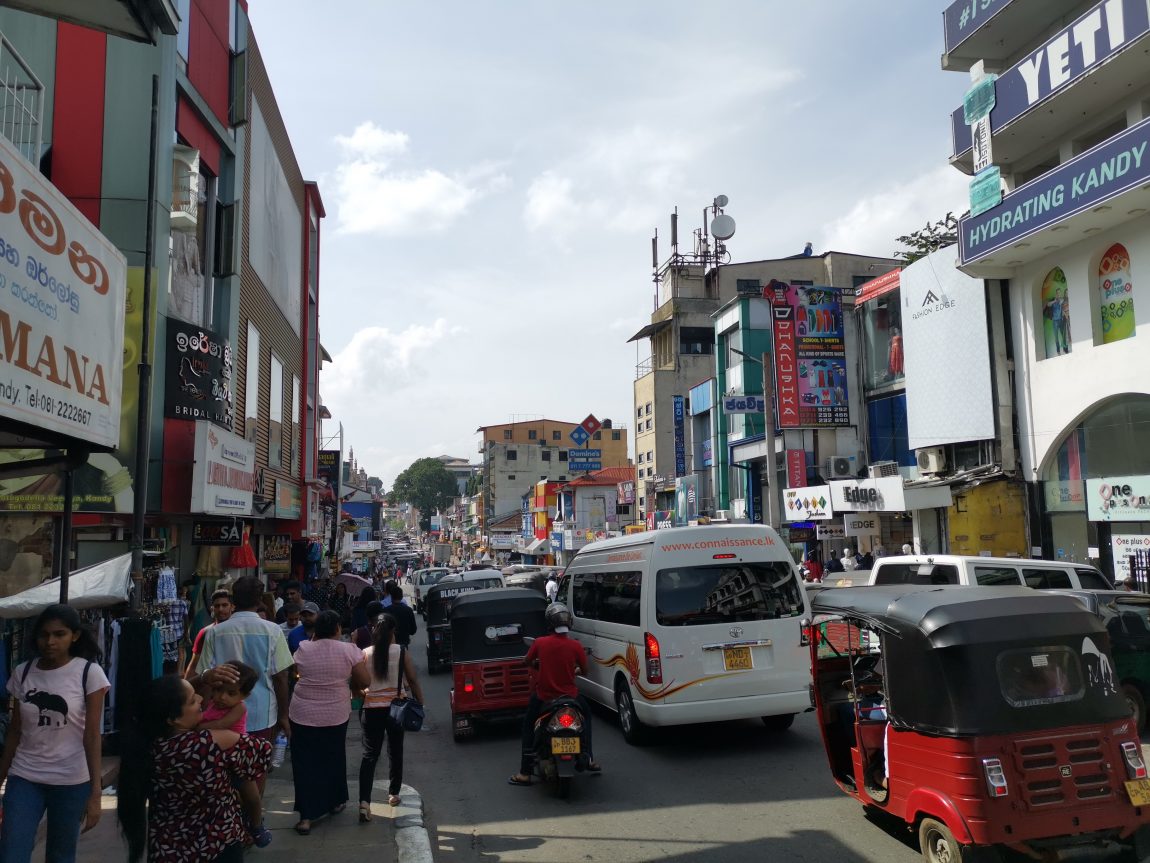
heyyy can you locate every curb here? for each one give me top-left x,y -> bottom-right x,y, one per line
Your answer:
387,781 -> 433,863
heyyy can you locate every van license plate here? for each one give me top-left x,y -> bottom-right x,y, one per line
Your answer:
551,737 -> 580,754
1126,779 -> 1150,805
724,646 -> 753,671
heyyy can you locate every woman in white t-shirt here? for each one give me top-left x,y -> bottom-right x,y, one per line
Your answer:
0,604 -> 110,863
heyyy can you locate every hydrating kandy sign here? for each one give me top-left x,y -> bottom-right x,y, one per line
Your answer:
959,115 -> 1150,264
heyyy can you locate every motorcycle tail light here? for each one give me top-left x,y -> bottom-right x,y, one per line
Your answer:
981,758 -> 1009,798
463,675 -> 474,694
547,708 -> 583,733
1122,742 -> 1147,779
644,631 -> 662,684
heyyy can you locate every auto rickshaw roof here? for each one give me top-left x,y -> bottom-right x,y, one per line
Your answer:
449,587 -> 548,620
811,585 -> 1105,647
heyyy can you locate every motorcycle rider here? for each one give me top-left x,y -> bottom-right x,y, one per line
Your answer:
508,602 -> 600,785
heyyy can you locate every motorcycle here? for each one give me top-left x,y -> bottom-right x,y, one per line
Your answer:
531,696 -> 590,799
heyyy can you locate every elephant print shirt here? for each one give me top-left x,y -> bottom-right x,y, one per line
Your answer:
7,656 -> 109,784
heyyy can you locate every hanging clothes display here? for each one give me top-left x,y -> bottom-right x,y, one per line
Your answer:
156,566 -> 177,603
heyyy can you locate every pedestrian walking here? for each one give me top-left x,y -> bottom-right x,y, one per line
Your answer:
288,611 -> 368,835
184,588 -> 233,679
288,601 -> 320,654
384,583 -> 418,646
352,601 -> 384,649
351,587 -> 378,631
545,573 -> 559,602
118,673 -> 272,863
0,605 -> 110,863
329,581 -> 351,629
358,614 -> 424,818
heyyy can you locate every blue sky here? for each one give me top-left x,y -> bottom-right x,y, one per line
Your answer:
248,1 -> 973,488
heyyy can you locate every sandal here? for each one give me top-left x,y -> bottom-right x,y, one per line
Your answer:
330,803 -> 346,815
587,761 -> 602,774
358,803 -> 372,823
388,794 -> 402,806
507,774 -> 532,786
294,820 -> 311,836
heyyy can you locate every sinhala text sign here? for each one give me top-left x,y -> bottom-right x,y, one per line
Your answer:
0,130 -> 126,447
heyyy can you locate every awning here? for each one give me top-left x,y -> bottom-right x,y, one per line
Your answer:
627,319 -> 672,343
0,553 -> 132,619
521,537 -> 549,556
857,269 -> 901,303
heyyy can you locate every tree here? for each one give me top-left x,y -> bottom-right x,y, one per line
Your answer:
391,457 -> 458,531
894,213 -> 958,263
465,473 -> 480,497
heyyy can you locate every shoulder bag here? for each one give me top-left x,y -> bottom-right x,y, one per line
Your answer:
389,646 -> 425,732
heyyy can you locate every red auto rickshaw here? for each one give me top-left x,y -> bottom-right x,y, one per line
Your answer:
810,585 -> 1150,862
449,587 -> 549,741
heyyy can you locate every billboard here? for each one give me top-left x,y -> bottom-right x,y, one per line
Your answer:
673,396 -> 686,476
767,282 -> 849,428
190,421 -> 255,516
901,248 -> 995,450
163,317 -> 233,427
673,474 -> 698,526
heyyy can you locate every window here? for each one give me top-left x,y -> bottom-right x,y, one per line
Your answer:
997,646 -> 1084,708
645,403 -> 652,415
503,429 -> 513,440
290,374 -> 300,474
506,450 -> 518,461
542,450 -> 551,462
599,571 -> 642,627
646,467 -> 654,477
1023,568 -> 1072,589
244,322 -> 260,442
593,431 -> 602,440
645,419 -> 652,431
507,474 -> 516,480
528,430 -> 538,440
862,290 -> 904,389
1075,567 -> 1112,590
559,451 -> 568,462
1039,266 -> 1072,358
572,572 -> 600,620
552,430 -> 561,440
679,326 -> 714,355
639,497 -> 645,507
268,354 -> 283,467
637,407 -> 643,419
852,275 -> 870,289
615,504 -> 630,515
638,453 -> 644,464
873,563 -> 958,585
612,430 -> 621,441
656,562 -> 803,626
975,566 -> 1022,586
558,475 -> 566,481
792,280 -> 814,286
646,451 -> 653,462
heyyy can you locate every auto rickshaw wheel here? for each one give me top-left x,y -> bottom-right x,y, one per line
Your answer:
918,818 -> 961,863
1123,683 -> 1147,733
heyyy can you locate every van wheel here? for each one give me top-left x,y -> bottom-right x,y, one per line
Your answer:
918,818 -> 961,863
1124,684 -> 1147,733
614,682 -> 649,746
761,713 -> 795,732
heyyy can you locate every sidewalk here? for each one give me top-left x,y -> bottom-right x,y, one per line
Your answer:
37,722 -> 428,862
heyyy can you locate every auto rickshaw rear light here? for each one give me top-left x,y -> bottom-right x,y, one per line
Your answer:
981,758 -> 1009,798
463,675 -> 474,694
800,618 -> 812,647
644,631 -> 663,684
1122,742 -> 1148,779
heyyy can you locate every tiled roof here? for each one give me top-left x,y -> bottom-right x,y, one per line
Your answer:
562,466 -> 635,487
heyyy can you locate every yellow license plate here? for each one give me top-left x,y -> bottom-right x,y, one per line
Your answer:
724,646 -> 753,671
1126,779 -> 1150,805
551,737 -> 580,755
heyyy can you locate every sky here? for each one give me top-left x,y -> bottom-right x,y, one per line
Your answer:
247,1 -> 974,490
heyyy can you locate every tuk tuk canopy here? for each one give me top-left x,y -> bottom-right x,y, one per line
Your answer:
449,588 -> 549,663
812,585 -> 1130,736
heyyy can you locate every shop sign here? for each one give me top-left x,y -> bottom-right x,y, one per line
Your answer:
646,509 -> 674,530
943,0 -> 1013,55
350,540 -> 380,552
569,448 -> 602,472
0,130 -> 127,448
163,317 -> 232,427
701,438 -> 713,467
261,533 -> 291,576
550,531 -> 564,552
844,514 -> 881,537
722,395 -> 765,414
274,480 -> 301,520
617,480 -> 636,506
673,396 -> 686,477
490,534 -> 516,549
830,476 -> 906,512
191,520 -> 242,546
960,115 -> 1150,265
817,522 -> 847,540
786,449 -> 807,488
191,420 -> 255,515
1113,534 -> 1150,580
951,0 -> 1150,158
317,449 -> 339,490
783,485 -> 832,521
1044,479 -> 1085,512
1087,476 -> 1150,521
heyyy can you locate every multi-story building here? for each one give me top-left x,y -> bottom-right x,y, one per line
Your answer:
946,0 -> 1150,580
551,466 -> 638,565
436,454 -> 478,496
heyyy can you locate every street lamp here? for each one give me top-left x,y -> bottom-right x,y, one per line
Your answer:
729,347 -> 780,530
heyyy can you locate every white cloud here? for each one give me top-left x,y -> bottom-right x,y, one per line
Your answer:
524,171 -> 579,232
331,121 -> 506,235
324,318 -> 462,403
820,166 -> 971,258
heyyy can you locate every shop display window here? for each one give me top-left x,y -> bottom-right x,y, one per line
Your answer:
861,292 -> 903,391
1039,266 -> 1072,358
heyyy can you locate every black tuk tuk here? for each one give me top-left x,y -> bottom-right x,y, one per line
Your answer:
424,575 -> 504,673
448,588 -> 549,741
810,585 -> 1150,862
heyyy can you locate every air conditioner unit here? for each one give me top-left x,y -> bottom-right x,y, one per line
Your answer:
868,460 -> 900,479
916,447 -> 947,475
824,456 -> 854,479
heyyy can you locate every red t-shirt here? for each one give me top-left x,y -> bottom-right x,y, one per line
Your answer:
526,634 -> 586,701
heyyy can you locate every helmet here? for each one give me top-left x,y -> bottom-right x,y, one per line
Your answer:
545,602 -> 573,632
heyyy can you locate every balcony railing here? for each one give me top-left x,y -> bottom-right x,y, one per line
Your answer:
0,34 -> 43,166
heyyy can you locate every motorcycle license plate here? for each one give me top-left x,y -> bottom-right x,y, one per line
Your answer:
551,737 -> 580,755
724,646 -> 753,671
1126,779 -> 1150,805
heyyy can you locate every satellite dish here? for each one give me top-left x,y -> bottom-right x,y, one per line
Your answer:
713,194 -> 729,208
710,213 -> 736,241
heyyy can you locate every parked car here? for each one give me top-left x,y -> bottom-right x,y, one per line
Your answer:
867,554 -> 1111,591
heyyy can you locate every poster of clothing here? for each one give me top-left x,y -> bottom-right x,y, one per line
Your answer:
1041,266 -> 1072,357
859,273 -> 904,390
674,475 -> 699,526
768,282 -> 850,427
1099,243 -> 1136,343
261,533 -> 292,577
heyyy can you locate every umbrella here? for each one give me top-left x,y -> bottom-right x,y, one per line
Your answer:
336,571 -> 373,598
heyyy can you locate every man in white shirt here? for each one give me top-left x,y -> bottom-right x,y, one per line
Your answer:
545,574 -> 559,602
840,549 -> 858,572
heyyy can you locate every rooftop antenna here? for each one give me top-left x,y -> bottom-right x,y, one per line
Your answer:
671,209 -> 679,258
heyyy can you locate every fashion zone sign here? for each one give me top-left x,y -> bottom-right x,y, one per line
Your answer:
190,420 -> 255,515
830,477 -> 906,512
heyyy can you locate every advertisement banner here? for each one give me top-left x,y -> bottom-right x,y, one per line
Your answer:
786,449 -> 807,488
163,317 -> 233,427
768,282 -> 849,428
943,0 -> 1013,54
901,248 -> 995,450
191,521 -> 242,546
1044,479 -> 1085,512
261,533 -> 291,576
673,474 -> 698,526
0,131 -> 126,448
783,485 -> 832,521
1113,534 -> 1150,581
1087,476 -> 1150,521
617,480 -> 636,506
817,522 -> 847,540
190,421 -> 255,515
673,395 -> 686,477
569,448 -> 602,472
274,480 -> 301,520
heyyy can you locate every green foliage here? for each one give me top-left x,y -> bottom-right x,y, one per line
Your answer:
465,473 -> 480,497
391,457 -> 458,531
894,213 -> 958,263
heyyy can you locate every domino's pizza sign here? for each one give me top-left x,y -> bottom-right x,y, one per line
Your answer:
569,413 -> 601,446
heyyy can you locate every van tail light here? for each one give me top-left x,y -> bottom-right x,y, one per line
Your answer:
1122,742 -> 1148,779
800,618 -> 812,647
644,631 -> 662,684
981,758 -> 1009,798
463,675 -> 474,694
547,707 -> 583,733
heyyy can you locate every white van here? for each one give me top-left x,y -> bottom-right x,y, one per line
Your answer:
558,524 -> 812,744
867,554 -> 1112,590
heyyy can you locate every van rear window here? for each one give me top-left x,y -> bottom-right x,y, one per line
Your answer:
655,562 -> 803,626
873,563 -> 959,586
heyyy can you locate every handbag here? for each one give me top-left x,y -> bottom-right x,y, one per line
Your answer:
389,646 -> 425,732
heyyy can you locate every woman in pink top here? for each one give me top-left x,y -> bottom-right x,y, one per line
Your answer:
287,611 -> 368,835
